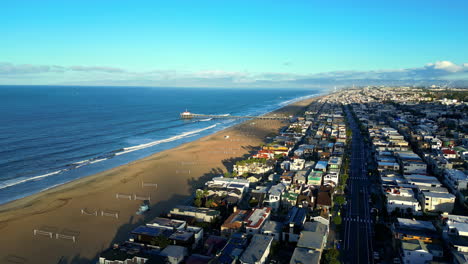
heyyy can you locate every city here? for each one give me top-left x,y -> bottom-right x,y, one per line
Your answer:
96,86 -> 468,264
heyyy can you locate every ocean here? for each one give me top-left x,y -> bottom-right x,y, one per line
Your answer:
0,86 -> 322,204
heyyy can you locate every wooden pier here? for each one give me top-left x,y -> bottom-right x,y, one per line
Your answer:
180,111 -> 289,120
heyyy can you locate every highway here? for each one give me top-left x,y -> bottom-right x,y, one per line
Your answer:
342,106 -> 374,264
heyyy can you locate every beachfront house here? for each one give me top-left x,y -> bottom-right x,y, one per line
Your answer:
168,205 -> 220,223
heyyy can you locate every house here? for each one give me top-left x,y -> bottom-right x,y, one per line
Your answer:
392,218 -> 438,243
99,242 -> 166,264
245,207 -> 271,234
292,222 -> 328,264
316,186 -> 333,214
323,172 -> 339,186
421,191 -> 455,213
130,225 -> 173,245
298,221 -> 328,252
315,161 -> 328,172
442,149 -> 458,159
169,227 -> 203,250
169,230 -> 195,249
147,217 -> 186,231
161,245 -> 189,264
400,239 -> 433,264
378,162 -> 400,172
385,188 -> 422,215
290,158 -> 306,171
221,209 -> 249,235
328,157 -> 342,172
266,183 -> 286,211
203,235 -> 228,256
308,171 -> 323,186
282,191 -> 299,208
239,234 -> 273,264
234,160 -> 274,176
247,174 -> 262,183
216,233 -> 249,264
168,206 -> 220,223
294,170 -> 309,184
396,152 -> 428,175
289,247 -> 321,264
444,169 -> 468,193
283,207 -> 307,242
439,214 -> 468,263
207,177 -> 250,189
261,220 -> 283,241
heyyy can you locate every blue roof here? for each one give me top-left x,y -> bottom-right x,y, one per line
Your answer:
285,206 -> 307,226
131,225 -> 172,237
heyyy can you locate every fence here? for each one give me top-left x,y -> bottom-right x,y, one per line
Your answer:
141,182 -> 158,188
80,208 -> 98,216
134,194 -> 151,201
33,229 -> 53,238
115,193 -> 132,200
101,210 -> 119,219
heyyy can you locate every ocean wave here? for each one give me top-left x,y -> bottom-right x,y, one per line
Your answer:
0,169 -> 63,190
116,124 -> 217,156
0,156 -> 111,190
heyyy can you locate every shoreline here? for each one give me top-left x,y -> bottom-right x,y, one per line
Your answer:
0,92 -> 324,206
0,94 -> 325,264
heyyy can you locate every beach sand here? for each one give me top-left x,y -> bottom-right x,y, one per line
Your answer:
0,96 -> 320,264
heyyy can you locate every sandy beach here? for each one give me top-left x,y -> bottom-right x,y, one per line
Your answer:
0,96 -> 320,264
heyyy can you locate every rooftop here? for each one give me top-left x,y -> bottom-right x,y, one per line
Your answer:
246,207 -> 271,229
402,239 -> 428,252
239,234 -> 273,264
289,247 -> 320,264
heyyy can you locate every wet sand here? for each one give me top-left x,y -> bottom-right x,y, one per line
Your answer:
0,96 -> 321,264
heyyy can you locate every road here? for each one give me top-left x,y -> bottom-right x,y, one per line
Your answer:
342,106 -> 374,264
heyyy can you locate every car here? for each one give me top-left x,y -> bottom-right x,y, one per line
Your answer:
393,258 -> 401,264
373,252 -> 380,260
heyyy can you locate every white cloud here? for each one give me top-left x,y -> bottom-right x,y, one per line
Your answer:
0,61 -> 467,87
425,61 -> 464,72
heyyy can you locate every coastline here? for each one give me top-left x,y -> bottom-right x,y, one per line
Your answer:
0,94 -> 324,264
0,91 -> 323,206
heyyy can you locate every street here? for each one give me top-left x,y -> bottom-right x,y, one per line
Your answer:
342,107 -> 374,264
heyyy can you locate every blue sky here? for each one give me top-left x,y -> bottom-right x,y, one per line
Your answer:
1,0 -> 467,87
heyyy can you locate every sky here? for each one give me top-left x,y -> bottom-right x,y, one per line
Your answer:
1,0 -> 468,88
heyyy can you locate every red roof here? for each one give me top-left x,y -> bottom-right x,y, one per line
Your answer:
442,149 -> 456,155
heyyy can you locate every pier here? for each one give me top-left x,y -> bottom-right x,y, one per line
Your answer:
180,111 -> 290,120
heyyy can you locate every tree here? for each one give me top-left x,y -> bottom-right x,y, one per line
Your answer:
334,196 -> 346,207
205,198 -> 215,208
323,248 -> 340,264
333,215 -> 342,225
194,198 -> 202,207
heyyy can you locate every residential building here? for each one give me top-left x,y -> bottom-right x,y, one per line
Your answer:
421,191 -> 456,213
239,234 -> 273,264
168,206 -> 220,223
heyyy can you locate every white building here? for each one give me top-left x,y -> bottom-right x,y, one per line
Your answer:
401,239 -> 433,264
444,169 -> 468,192
266,183 -> 286,211
245,207 -> 271,234
422,191 -> 456,213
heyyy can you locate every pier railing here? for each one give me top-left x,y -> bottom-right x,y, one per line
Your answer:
180,113 -> 289,120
